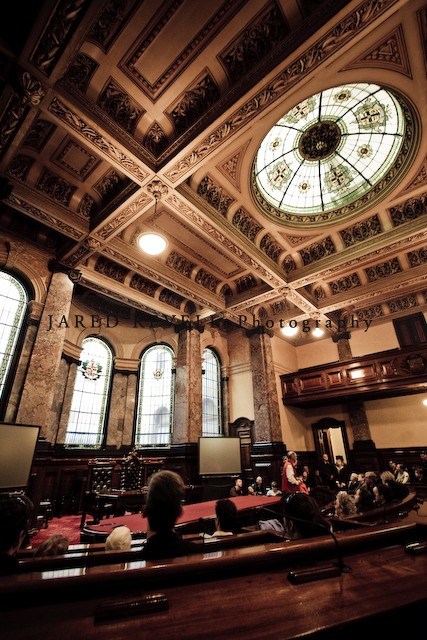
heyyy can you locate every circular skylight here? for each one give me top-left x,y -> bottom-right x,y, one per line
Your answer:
253,84 -> 415,226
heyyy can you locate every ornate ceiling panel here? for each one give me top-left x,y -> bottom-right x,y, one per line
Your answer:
0,0 -> 427,340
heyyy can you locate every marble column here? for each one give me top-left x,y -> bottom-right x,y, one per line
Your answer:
106,371 -> 131,449
4,300 -> 43,422
45,356 -> 70,444
122,373 -> 138,448
248,328 -> 282,442
332,331 -> 353,362
16,271 -> 74,439
173,326 -> 203,444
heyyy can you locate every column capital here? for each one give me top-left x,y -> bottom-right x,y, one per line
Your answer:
48,259 -> 81,283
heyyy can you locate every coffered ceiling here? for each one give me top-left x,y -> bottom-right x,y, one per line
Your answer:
1,0 -> 427,342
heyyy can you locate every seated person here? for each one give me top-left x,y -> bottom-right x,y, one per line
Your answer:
105,526 -> 132,551
373,483 -> 394,507
251,476 -> 265,495
334,492 -> 357,517
229,478 -> 244,497
266,481 -> 282,497
354,488 -> 374,513
281,492 -> 331,540
34,534 -> 69,557
414,467 -> 427,486
380,470 -> 409,500
0,494 -> 33,575
346,473 -> 360,494
395,464 -> 410,484
140,470 -> 199,560
296,476 -> 310,495
203,499 -> 242,539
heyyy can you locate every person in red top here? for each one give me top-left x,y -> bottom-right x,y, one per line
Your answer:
281,451 -> 302,493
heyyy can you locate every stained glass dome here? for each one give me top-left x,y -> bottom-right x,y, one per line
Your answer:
252,84 -> 415,226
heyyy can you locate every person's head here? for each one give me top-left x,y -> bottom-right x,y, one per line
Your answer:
349,472 -> 358,483
364,471 -> 378,487
354,488 -> 374,512
287,451 -> 297,464
374,483 -> 393,506
144,470 -> 185,534
357,473 -> 365,482
335,455 -> 344,467
255,476 -> 262,485
0,494 -> 33,555
335,492 -> 357,517
395,463 -> 405,473
414,468 -> 425,481
303,465 -> 309,473
282,492 -> 330,539
322,453 -> 329,462
235,478 -> 243,489
215,499 -> 239,533
380,470 -> 395,484
420,452 -> 427,463
247,485 -> 255,495
34,534 -> 69,557
270,481 -> 278,492
105,526 -> 132,551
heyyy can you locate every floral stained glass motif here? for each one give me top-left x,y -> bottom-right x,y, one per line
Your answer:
254,83 -> 404,216
202,348 -> 222,436
135,344 -> 174,447
0,271 -> 27,402
65,337 -> 113,447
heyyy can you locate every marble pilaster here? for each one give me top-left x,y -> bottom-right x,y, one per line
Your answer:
221,367 -> 230,437
106,372 -> 128,448
332,331 -> 353,361
122,373 -> 138,448
56,361 -> 78,443
45,356 -> 70,444
248,329 -> 282,442
347,398 -> 372,441
16,271 -> 74,438
173,327 -> 203,444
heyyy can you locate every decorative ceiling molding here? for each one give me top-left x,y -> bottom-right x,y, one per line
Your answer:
48,98 -> 148,182
216,141 -> 250,191
343,25 -> 411,76
164,0 -> 398,182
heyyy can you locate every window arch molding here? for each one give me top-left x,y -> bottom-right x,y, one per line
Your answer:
134,342 -> 175,448
202,346 -> 223,437
64,334 -> 115,448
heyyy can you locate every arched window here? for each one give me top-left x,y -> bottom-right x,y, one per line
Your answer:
202,347 -> 222,436
65,337 -> 113,447
0,271 -> 28,403
135,344 -> 174,447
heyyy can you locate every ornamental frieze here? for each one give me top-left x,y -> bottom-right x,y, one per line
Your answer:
407,245 -> 427,267
389,192 -> 427,227
88,0 -> 136,50
165,252 -> 196,278
30,0 -> 86,76
63,54 -> 99,93
95,256 -> 129,283
169,73 -> 219,137
260,233 -> 284,263
219,2 -> 289,83
129,274 -> 158,297
232,208 -> 262,242
299,237 -> 335,266
97,78 -> 144,134
195,268 -> 220,293
6,193 -> 82,240
197,175 -> 234,216
386,295 -> 418,313
340,215 -> 382,247
357,305 -> 384,321
329,273 -> 361,295
365,257 -> 401,282
22,119 -> 56,152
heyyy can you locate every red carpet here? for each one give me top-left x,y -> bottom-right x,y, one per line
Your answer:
30,515 -> 82,548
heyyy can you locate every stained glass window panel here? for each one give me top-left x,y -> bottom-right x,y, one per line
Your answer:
202,348 -> 222,436
135,345 -> 174,447
65,337 -> 113,447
